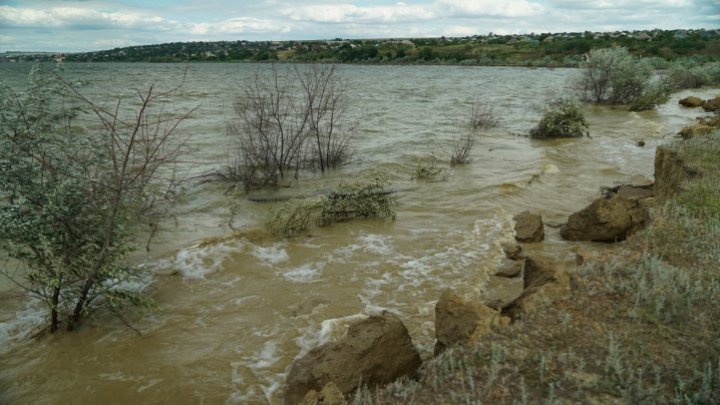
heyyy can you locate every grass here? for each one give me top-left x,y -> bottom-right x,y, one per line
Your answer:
352,130 -> 720,403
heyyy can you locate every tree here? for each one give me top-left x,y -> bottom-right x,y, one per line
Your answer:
0,64 -> 193,332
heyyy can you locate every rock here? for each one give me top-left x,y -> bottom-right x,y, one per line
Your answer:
502,256 -> 572,320
302,390 -> 320,405
300,383 -> 345,405
321,382 -> 345,404
679,124 -> 713,140
613,184 -> 654,200
513,211 -> 544,243
494,258 -> 524,277
501,243 -> 524,260
434,289 -> 500,355
679,96 -> 703,108
560,194 -> 648,242
702,96 -> 720,112
654,146 -> 696,198
284,312 -> 421,405
483,275 -> 524,310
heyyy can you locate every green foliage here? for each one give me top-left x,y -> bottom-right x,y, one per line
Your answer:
265,197 -> 323,237
0,64 -> 189,332
578,47 -> 654,105
628,80 -> 672,111
666,59 -> 720,89
265,175 -> 397,237
319,175 -> 397,226
530,98 -> 589,139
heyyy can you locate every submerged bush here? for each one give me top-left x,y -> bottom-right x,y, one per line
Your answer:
319,175 -> 397,226
530,98 -> 589,139
265,175 -> 396,237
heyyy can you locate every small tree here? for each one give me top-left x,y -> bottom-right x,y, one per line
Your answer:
0,64 -> 192,332
578,47 -> 653,105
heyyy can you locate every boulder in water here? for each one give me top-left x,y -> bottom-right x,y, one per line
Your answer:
284,311 -> 421,405
513,211 -> 545,243
702,96 -> 720,112
679,96 -> 703,108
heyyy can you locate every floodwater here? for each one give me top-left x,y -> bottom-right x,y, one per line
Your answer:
0,62 -> 715,404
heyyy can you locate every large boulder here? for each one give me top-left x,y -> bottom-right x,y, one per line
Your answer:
284,312 -> 421,405
654,146 -> 695,198
513,211 -> 545,243
702,96 -> 720,112
434,289 -> 500,355
560,194 -> 647,242
679,96 -> 703,108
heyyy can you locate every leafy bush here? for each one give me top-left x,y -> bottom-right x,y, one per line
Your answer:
530,98 -> 589,139
578,47 -> 653,105
319,175 -> 397,226
628,80 -> 671,111
666,59 -> 720,89
264,175 -> 396,237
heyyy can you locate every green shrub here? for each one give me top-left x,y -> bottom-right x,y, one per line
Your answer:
578,47 -> 653,105
264,175 -> 397,236
319,175 -> 397,226
530,98 -> 589,139
628,80 -> 671,111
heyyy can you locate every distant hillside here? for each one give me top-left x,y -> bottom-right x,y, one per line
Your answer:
3,28 -> 719,66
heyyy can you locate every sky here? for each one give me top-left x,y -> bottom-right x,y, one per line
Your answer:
0,0 -> 718,52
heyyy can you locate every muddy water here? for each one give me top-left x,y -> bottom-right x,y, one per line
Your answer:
0,63 -> 715,404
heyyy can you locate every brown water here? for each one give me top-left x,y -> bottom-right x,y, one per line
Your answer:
0,63 -> 716,404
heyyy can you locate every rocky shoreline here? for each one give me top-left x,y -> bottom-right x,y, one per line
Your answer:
283,95 -> 720,404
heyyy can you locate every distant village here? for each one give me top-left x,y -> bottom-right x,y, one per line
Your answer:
2,28 -> 718,64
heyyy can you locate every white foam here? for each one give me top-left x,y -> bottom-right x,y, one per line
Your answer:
156,240 -> 238,279
250,243 -> 289,266
358,234 -> 393,255
282,263 -> 324,283
0,296 -> 47,354
318,313 -> 369,345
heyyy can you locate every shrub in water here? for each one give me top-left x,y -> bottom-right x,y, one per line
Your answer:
530,98 -> 589,139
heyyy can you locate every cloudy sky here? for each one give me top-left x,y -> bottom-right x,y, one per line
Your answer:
1,0 -> 718,52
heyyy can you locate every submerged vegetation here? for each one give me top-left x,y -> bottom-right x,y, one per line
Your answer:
265,175 -> 397,237
530,98 -> 589,139
228,64 -> 357,191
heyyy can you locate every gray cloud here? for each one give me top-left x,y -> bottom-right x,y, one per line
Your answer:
0,0 -> 717,52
